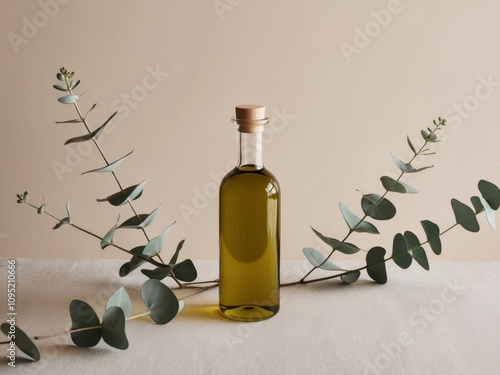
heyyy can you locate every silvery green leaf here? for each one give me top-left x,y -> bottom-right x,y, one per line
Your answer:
66,197 -> 71,220
311,227 -> 360,254
106,287 -> 132,318
97,180 -> 147,206
141,279 -> 179,325
56,72 -> 64,81
142,222 -> 175,256
58,94 -> 79,104
341,271 -> 360,284
82,150 -> 134,175
119,246 -> 146,277
37,203 -> 46,214
53,217 -> 70,229
64,112 -> 117,145
70,80 -> 80,89
85,103 -> 97,118
380,176 -> 418,194
101,215 -> 120,249
479,196 -> 496,231
68,71 -> 75,79
339,203 -> 379,234
420,129 -> 429,140
391,152 -> 433,173
53,84 -> 67,91
303,247 -> 345,271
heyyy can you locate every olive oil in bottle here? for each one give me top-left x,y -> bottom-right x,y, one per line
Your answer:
219,104 -> 280,321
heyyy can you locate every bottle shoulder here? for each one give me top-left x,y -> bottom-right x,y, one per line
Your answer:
221,166 -> 280,189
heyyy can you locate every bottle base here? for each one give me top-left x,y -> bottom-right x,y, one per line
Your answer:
219,304 -> 279,322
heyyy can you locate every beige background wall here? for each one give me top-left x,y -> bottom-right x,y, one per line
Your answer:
1,0 -> 499,263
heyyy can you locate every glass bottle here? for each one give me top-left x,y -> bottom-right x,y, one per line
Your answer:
219,104 -> 280,321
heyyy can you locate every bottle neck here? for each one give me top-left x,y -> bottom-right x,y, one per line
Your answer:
236,131 -> 263,170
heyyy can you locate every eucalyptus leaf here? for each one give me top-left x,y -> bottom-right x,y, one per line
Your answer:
142,222 -> 175,256
479,196 -> 496,231
102,306 -> 128,350
53,84 -> 67,91
380,176 -> 418,194
106,287 -> 132,319
69,300 -> 102,348
118,204 -> 162,229
470,196 -> 484,214
391,233 -> 412,269
119,246 -> 146,277
172,259 -> 197,281
341,271 -> 361,284
58,94 -> 79,104
420,220 -> 441,255
37,203 -> 46,214
64,112 -> 117,145
407,136 -> 417,155
366,246 -> 387,284
169,239 -> 185,265
141,265 -> 172,280
82,150 -> 134,175
56,72 -> 64,81
451,198 -> 480,232
97,180 -> 147,206
70,80 -> 81,90
53,217 -> 70,230
55,119 -> 82,124
339,202 -> 379,234
100,215 -> 120,249
302,247 -> 345,271
311,227 -> 360,254
478,179 -> 500,210
391,152 -> 433,174
361,193 -> 396,220
141,279 -> 179,325
1,324 -> 40,361
404,231 -> 429,270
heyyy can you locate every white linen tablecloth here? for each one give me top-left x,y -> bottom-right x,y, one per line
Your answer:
0,258 -> 499,375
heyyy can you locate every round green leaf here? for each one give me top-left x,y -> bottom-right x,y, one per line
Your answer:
1,323 -> 40,361
361,193 -> 396,220
69,300 -> 102,348
420,220 -> 441,255
106,287 -> 132,319
478,179 -> 500,210
451,198 -> 480,233
141,265 -> 172,280
380,176 -> 418,194
141,279 -> 179,325
102,307 -> 128,350
302,247 -> 345,271
341,271 -> 360,284
366,247 -> 387,284
172,259 -> 198,281
57,94 -> 79,104
391,233 -> 412,269
404,231 -> 429,270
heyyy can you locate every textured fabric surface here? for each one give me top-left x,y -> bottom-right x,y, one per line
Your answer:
0,258 -> 499,375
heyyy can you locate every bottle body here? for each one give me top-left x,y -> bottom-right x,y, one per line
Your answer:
219,165 -> 280,321
219,104 -> 280,322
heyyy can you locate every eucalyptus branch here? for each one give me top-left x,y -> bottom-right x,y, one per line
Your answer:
61,69 -> 155,251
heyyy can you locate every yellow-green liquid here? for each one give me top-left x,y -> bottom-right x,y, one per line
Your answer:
219,165 -> 280,321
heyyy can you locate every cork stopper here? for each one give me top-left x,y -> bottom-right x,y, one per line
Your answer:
233,104 -> 268,133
